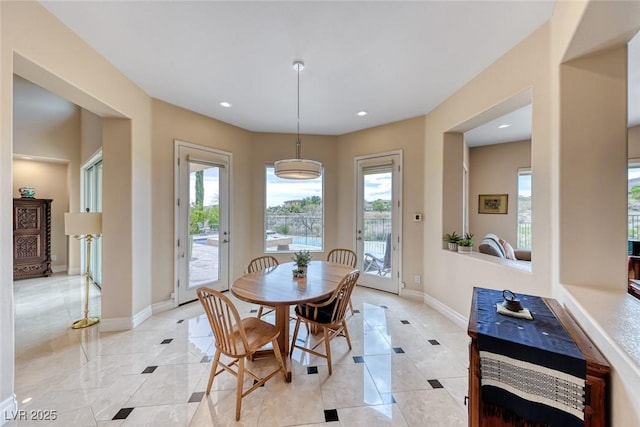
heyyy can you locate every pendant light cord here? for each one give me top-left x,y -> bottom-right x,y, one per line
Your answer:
296,62 -> 301,159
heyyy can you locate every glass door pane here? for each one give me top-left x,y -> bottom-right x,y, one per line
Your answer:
356,153 -> 401,294
176,143 -> 229,305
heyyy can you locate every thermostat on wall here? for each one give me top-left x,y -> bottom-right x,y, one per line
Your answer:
413,213 -> 422,222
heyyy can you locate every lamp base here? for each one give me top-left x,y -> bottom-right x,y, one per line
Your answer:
72,317 -> 100,329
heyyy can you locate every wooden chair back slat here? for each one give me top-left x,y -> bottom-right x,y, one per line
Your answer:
197,287 -> 249,356
327,248 -> 357,268
247,255 -> 279,273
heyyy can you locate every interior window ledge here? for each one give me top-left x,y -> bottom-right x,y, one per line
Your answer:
445,249 -> 532,273
560,284 -> 640,395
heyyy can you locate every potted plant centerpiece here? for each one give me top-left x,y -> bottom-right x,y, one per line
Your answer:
292,250 -> 312,278
457,233 -> 474,253
443,231 -> 460,251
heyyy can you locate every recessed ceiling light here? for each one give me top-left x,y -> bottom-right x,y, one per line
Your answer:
498,124 -> 510,129
219,101 -> 232,108
357,111 -> 367,117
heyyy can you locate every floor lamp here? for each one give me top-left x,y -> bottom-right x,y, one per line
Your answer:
64,209 -> 102,329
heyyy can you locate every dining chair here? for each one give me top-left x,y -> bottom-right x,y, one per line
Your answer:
289,269 -> 360,375
197,287 -> 287,421
247,255 -> 279,318
326,248 -> 357,314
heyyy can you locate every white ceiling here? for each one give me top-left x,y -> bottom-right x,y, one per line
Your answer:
39,0 -> 557,138
24,1 -> 640,147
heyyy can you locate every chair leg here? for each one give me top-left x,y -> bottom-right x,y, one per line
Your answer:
235,357 -> 245,421
290,318 -> 302,357
206,349 -> 221,395
342,320 -> 352,350
271,338 -> 288,381
348,298 -> 354,315
323,327 -> 332,375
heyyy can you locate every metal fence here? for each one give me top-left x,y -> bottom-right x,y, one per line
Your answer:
629,214 -> 640,240
518,220 -> 531,249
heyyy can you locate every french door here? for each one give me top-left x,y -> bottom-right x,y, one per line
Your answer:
355,151 -> 402,294
175,141 -> 230,305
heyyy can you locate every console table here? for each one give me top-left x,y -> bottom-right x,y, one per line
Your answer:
467,287 -> 610,427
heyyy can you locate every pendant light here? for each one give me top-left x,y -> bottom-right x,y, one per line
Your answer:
274,60 -> 322,180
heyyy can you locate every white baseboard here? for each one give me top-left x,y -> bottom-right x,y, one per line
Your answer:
1,394 -> 17,426
152,299 -> 175,315
67,267 -> 81,275
51,265 -> 66,273
99,305 -> 153,332
401,288 -> 424,302
423,293 -> 468,330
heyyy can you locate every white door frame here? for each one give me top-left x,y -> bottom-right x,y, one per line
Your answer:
354,150 -> 402,294
174,140 -> 232,306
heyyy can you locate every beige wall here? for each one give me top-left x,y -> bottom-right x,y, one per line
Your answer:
2,0 -> 153,407
337,116 -> 425,293
629,125 -> 640,159
249,132 -> 339,264
12,160 -> 69,271
424,22 -> 551,317
151,99 -> 253,303
2,1 -> 640,424
469,140 -> 531,246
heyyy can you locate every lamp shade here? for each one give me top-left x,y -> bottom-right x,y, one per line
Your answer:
64,212 -> 102,236
274,158 -> 322,180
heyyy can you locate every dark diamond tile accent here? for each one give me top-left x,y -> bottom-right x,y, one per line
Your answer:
161,339 -> 173,344
252,379 -> 265,387
393,347 -> 405,354
189,391 -> 205,403
400,320 -> 410,324
428,379 -> 444,389
112,408 -> 134,420
250,309 -> 257,313
200,355 -> 212,363
324,409 -> 339,422
307,366 -> 318,375
381,394 -> 396,404
176,319 -> 184,324
353,356 -> 364,364
428,339 -> 440,345
141,366 -> 157,374
353,309 -> 360,314
380,305 -> 388,309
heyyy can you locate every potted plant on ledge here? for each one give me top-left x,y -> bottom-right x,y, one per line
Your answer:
292,250 -> 312,278
443,231 -> 460,251
457,233 -> 474,253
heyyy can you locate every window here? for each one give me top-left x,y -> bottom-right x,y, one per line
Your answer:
83,155 -> 102,286
628,163 -> 640,241
264,166 -> 323,252
517,169 -> 531,249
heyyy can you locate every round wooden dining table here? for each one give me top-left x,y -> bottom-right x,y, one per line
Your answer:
231,260 -> 357,382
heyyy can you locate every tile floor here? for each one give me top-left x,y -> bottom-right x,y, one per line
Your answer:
8,274 -> 469,426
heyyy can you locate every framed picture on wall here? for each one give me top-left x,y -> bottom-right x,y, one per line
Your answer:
478,194 -> 508,214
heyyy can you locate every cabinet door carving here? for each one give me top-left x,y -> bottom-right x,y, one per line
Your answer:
13,198 -> 52,280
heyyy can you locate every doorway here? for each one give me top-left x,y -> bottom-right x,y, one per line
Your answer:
175,141 -> 230,305
355,151 -> 402,294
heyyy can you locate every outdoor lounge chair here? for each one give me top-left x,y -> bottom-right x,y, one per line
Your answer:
363,233 -> 391,275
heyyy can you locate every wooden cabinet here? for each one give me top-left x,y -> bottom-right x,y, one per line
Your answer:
13,198 -> 53,280
468,287 -> 610,427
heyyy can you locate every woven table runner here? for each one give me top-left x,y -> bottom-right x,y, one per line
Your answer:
475,288 -> 586,427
